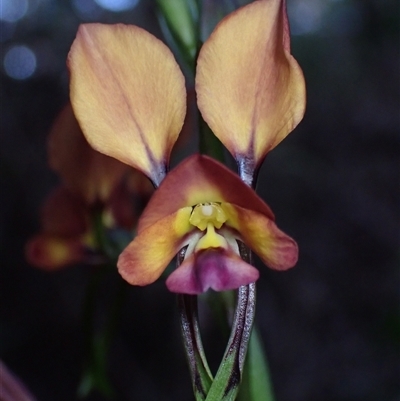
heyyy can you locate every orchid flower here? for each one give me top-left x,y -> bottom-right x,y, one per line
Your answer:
26,184 -> 93,270
118,154 -> 297,294
67,0 -> 305,292
26,104 -> 151,270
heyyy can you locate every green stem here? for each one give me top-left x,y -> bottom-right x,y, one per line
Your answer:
103,277 -> 129,349
204,290 -> 235,339
78,207 -> 128,399
237,327 -> 276,401
78,269 -> 128,399
92,205 -> 109,255
199,114 -> 225,163
78,266 -> 114,399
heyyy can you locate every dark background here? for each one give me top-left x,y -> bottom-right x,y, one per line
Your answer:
1,0 -> 399,400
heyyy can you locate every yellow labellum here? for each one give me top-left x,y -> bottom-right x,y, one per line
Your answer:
195,223 -> 228,251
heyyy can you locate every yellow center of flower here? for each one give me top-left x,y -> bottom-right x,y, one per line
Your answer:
189,203 -> 227,231
189,203 -> 228,251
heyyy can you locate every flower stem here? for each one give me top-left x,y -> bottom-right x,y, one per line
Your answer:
78,268 -> 129,399
78,266 -> 114,399
199,114 -> 225,163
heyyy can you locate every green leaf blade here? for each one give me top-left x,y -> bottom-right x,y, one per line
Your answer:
238,328 -> 275,401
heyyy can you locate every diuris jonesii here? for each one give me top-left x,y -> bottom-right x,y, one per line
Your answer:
118,154 -> 298,294
67,0 -> 306,292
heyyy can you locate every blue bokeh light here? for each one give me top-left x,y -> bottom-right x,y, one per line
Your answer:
289,0 -> 324,35
94,0 -> 139,12
1,0 -> 29,23
4,45 -> 37,80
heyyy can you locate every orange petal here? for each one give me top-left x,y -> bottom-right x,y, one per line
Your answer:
196,0 -> 306,170
222,203 -> 298,270
68,23 -> 187,186
48,103 -> 128,204
137,154 -> 274,232
25,235 -> 85,270
117,207 -> 193,286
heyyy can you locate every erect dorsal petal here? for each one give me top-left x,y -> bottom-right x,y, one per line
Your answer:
196,0 -> 306,174
68,23 -> 187,186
